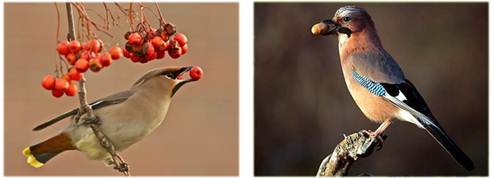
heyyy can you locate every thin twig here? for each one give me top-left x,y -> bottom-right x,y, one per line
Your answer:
72,2 -> 114,38
103,2 -> 110,30
143,7 -> 159,20
114,2 -> 128,16
54,3 -> 61,42
154,2 -> 166,25
129,3 -> 134,31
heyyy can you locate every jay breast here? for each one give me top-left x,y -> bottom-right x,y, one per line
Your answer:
343,71 -> 399,123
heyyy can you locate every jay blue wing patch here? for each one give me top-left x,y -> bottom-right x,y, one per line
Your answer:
351,70 -> 387,96
351,69 -> 439,128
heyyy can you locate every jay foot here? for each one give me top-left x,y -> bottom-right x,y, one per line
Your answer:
359,130 -> 386,150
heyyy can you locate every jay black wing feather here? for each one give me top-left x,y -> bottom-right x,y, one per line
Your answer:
381,80 -> 474,171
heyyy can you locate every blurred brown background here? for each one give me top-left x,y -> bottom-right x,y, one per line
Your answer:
5,3 -> 238,176
255,3 -> 487,176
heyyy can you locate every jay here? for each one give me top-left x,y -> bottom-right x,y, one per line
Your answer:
311,6 -> 474,171
23,66 -> 198,168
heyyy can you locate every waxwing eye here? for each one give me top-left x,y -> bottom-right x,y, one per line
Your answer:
343,16 -> 351,22
165,72 -> 175,79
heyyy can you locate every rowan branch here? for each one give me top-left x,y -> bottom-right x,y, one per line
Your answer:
316,131 -> 386,176
65,3 -> 129,176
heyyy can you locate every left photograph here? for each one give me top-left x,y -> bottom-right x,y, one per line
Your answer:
5,3 -> 238,176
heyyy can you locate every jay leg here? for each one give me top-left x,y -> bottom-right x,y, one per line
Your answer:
361,120 -> 392,145
372,120 -> 392,137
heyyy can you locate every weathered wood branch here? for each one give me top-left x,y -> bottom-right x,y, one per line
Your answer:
316,132 -> 386,176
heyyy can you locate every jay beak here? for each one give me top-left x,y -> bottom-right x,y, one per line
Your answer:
23,66 -> 198,168
312,6 -> 474,171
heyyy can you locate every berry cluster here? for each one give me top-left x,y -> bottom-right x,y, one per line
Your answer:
41,74 -> 78,98
41,39 -> 123,98
123,24 -> 189,63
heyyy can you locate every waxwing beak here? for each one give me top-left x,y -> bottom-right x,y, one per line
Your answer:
171,66 -> 195,97
169,66 -> 193,80
311,19 -> 340,36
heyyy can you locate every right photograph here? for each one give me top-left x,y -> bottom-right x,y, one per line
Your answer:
255,3 -> 487,176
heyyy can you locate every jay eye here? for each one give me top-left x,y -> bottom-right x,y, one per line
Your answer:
343,16 -> 351,22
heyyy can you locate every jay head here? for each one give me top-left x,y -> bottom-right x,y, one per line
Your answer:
311,6 -> 474,171
311,6 -> 383,58
23,66 -> 201,168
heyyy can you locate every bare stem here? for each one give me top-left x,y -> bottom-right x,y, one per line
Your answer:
54,3 -> 61,42
65,3 -> 93,116
65,3 -> 129,176
114,2 -> 128,16
154,2 -> 166,25
72,2 -> 113,38
129,3 -> 134,31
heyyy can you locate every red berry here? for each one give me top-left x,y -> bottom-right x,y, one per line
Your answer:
144,42 -> 155,57
181,44 -> 188,55
174,33 -> 188,46
52,89 -> 64,98
66,53 -> 77,65
146,28 -> 157,39
63,74 -> 71,82
97,39 -> 104,52
162,41 -> 169,50
140,57 -> 149,63
75,59 -> 89,72
147,52 -> 157,60
160,32 -> 169,41
57,41 -> 70,55
89,57 -> 103,72
54,78 -> 69,91
130,55 -> 141,63
123,48 -> 133,58
189,66 -> 203,81
128,33 -> 143,46
41,74 -> 56,90
81,50 -> 97,60
109,46 -> 123,60
65,83 -> 78,96
169,47 -> 182,59
151,36 -> 164,49
68,68 -> 82,81
82,42 -> 90,51
69,40 -> 81,53
157,50 -> 165,59
100,53 -> 112,67
88,39 -> 101,52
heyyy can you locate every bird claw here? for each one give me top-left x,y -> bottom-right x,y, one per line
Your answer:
359,130 -> 385,150
114,162 -> 129,172
82,116 -> 102,126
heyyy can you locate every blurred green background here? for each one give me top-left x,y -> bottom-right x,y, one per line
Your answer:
255,3 -> 487,176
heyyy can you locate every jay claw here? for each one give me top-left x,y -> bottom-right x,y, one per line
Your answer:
359,130 -> 386,149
